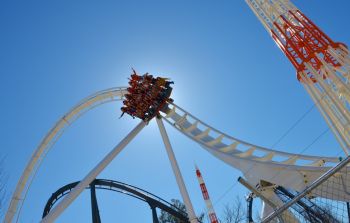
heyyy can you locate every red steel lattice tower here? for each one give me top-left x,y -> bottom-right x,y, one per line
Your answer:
246,0 -> 350,155
195,165 -> 219,223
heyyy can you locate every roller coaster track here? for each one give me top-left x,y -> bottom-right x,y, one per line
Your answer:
42,179 -> 189,223
4,87 -> 350,222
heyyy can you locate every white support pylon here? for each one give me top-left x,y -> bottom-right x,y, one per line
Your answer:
41,121 -> 146,223
195,165 -> 219,223
156,117 -> 199,223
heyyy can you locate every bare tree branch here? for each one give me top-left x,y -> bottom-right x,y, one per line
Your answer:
221,196 -> 245,223
158,199 -> 205,223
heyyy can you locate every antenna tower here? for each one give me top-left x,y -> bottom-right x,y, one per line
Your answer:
195,165 -> 219,223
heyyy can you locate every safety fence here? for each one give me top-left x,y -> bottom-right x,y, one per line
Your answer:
261,155 -> 350,223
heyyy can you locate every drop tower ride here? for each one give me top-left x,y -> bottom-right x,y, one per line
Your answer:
246,0 -> 350,155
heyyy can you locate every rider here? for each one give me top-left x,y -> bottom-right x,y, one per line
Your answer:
119,107 -> 128,118
165,80 -> 174,88
156,77 -> 166,87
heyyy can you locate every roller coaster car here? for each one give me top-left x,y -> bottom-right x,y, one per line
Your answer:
120,70 -> 174,122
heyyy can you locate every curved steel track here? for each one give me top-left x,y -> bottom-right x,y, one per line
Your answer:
42,179 -> 189,222
4,87 -> 349,222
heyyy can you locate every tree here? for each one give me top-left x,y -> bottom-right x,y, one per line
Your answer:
159,196 -> 248,223
159,199 -> 205,223
220,196 -> 245,223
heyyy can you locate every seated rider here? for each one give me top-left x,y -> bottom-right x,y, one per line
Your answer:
131,68 -> 141,79
144,73 -> 153,80
156,77 -> 166,87
165,81 -> 174,88
124,93 -> 131,99
164,86 -> 173,98
128,107 -> 137,119
148,106 -> 156,118
127,87 -> 136,94
131,73 -> 140,80
128,80 -> 139,89
119,107 -> 128,118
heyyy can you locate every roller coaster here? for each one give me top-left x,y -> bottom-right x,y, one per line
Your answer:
4,87 -> 350,222
3,0 -> 350,222
42,179 -> 190,223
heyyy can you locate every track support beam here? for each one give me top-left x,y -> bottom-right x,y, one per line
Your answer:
150,204 -> 160,223
90,181 -> 101,223
41,121 -> 146,223
156,117 -> 199,223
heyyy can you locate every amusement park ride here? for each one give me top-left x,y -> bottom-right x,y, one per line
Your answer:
3,0 -> 350,222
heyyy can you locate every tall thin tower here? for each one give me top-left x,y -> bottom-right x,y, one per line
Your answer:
195,165 -> 219,223
246,0 -> 350,155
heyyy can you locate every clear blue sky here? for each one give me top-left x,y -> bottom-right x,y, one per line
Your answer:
1,0 -> 350,222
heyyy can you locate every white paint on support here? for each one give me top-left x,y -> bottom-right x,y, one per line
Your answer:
194,128 -> 210,140
4,88 -> 128,223
237,147 -> 256,158
184,121 -> 199,133
165,106 -> 176,118
281,156 -> 298,165
40,121 -> 146,223
308,159 -> 325,167
220,141 -> 239,153
156,118 -> 199,223
301,73 -> 350,155
206,135 -> 224,147
256,152 -> 275,162
175,114 -> 188,127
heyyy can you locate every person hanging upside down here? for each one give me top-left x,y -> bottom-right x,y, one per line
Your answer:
120,69 -> 174,122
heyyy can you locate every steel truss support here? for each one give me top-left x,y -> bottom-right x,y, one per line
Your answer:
90,181 -> 101,223
262,155 -> 350,222
41,121 -> 146,223
246,0 -> 350,155
156,117 -> 199,223
238,177 -> 281,220
150,204 -> 160,223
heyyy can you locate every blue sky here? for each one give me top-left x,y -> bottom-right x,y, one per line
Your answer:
1,0 -> 350,222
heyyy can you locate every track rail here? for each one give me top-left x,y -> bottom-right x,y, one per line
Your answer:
162,102 -> 339,166
160,103 -> 350,201
42,179 -> 189,222
4,87 -> 127,223
4,87 -> 349,222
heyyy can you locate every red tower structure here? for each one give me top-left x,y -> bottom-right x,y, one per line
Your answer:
195,165 -> 219,223
246,0 -> 350,155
